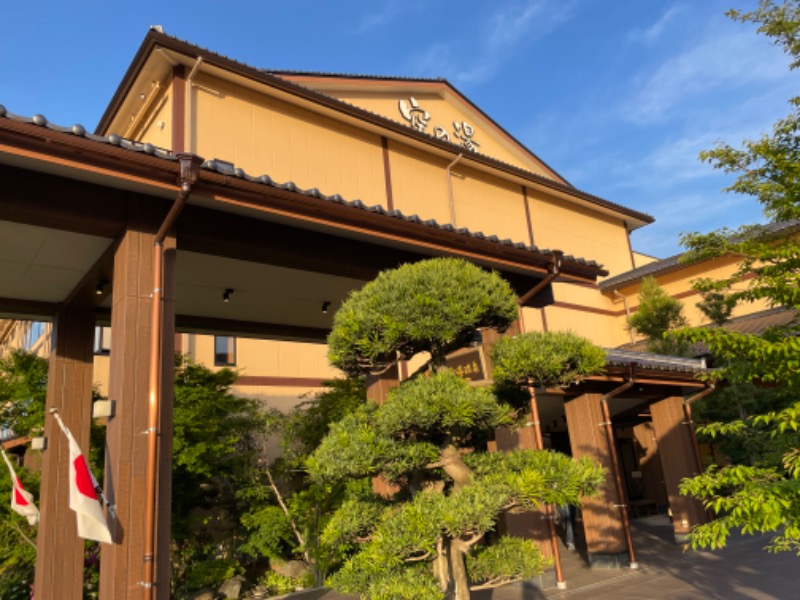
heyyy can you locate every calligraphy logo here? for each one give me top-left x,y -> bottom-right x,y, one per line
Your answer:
398,97 -> 430,132
453,121 -> 480,151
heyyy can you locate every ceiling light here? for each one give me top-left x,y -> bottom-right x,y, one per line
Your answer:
322,301 -> 331,314
223,288 -> 234,303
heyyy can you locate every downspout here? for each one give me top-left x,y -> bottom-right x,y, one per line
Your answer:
518,251 -> 562,307
613,290 -> 635,344
184,57 -> 204,154
446,153 -> 463,226
600,369 -> 638,569
527,385 -> 567,589
142,153 -> 203,599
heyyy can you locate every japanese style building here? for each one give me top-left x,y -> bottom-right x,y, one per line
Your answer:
0,27 -> 787,599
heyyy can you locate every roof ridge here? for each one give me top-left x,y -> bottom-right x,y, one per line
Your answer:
95,29 -> 654,228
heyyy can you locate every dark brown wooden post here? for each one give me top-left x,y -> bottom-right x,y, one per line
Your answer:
99,199 -> 176,600
564,393 -> 628,565
494,426 -> 554,561
35,305 -> 96,600
650,396 -> 708,542
367,364 -> 400,497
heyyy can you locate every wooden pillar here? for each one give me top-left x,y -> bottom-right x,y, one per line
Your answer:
650,396 -> 708,542
99,199 -> 176,600
365,363 -> 399,404
34,305 -> 96,600
367,364 -> 400,497
494,426 -> 553,559
564,393 -> 627,563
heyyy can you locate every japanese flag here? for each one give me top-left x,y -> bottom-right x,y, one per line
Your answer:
52,413 -> 112,544
1,449 -> 39,526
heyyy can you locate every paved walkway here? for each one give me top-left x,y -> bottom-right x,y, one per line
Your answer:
277,515 -> 799,599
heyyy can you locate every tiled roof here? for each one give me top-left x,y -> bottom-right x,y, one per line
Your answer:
96,29 -> 654,228
266,69 -> 448,83
617,307 -> 799,354
604,348 -> 708,373
601,220 -> 800,290
0,104 -> 604,273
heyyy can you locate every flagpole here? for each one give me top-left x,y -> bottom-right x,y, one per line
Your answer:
49,408 -> 113,543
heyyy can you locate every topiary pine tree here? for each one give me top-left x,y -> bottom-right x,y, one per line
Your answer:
311,258 -> 604,600
627,277 -> 691,356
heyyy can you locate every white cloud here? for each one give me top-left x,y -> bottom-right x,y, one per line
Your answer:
352,1 -> 422,35
628,3 -> 684,45
406,0 -> 577,86
624,29 -> 790,124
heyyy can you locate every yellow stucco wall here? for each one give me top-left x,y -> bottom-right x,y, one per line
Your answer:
192,73 -> 387,205
136,87 -> 173,151
608,255 -> 773,344
298,86 -> 556,179
451,165 -> 531,243
388,142 -> 451,223
527,190 -> 634,278
188,334 -> 338,379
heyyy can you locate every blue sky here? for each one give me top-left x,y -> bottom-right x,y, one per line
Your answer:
1,0 -> 795,258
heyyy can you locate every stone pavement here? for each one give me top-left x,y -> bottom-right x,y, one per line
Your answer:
277,515 -> 799,599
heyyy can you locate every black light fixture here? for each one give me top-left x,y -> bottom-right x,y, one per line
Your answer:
223,288 -> 234,303
95,281 -> 106,296
321,301 -> 331,314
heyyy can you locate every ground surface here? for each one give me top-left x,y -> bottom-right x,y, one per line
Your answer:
275,515 -> 799,599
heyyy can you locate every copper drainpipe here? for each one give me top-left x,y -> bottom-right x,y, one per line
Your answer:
527,385 -> 567,589
600,372 -> 638,569
142,153 -> 203,598
446,153 -> 463,226
518,251 -> 562,307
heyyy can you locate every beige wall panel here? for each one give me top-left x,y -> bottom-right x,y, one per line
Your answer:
389,143 -> 452,224
542,305 -> 625,347
137,91 -> 172,150
188,334 -> 338,379
632,251 -> 658,268
232,385 -> 327,412
451,166 -> 530,242
528,192 -> 632,277
614,255 -> 773,334
239,338 -> 337,379
519,307 -> 546,333
193,74 -> 386,205
555,282 -> 617,312
93,354 -> 110,396
323,90 -> 553,177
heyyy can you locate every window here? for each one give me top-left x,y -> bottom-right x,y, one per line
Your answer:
94,327 -> 112,355
23,321 -> 46,350
214,336 -> 236,366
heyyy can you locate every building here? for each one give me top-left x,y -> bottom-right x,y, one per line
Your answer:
0,28 -> 787,599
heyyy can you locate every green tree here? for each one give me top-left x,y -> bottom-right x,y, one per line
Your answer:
0,458 -> 38,599
0,349 -> 48,439
0,350 -> 46,599
311,258 -> 605,600
241,378 -> 367,585
673,0 -> 800,555
626,277 -> 691,356
170,355 -> 267,594
328,258 -> 519,374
